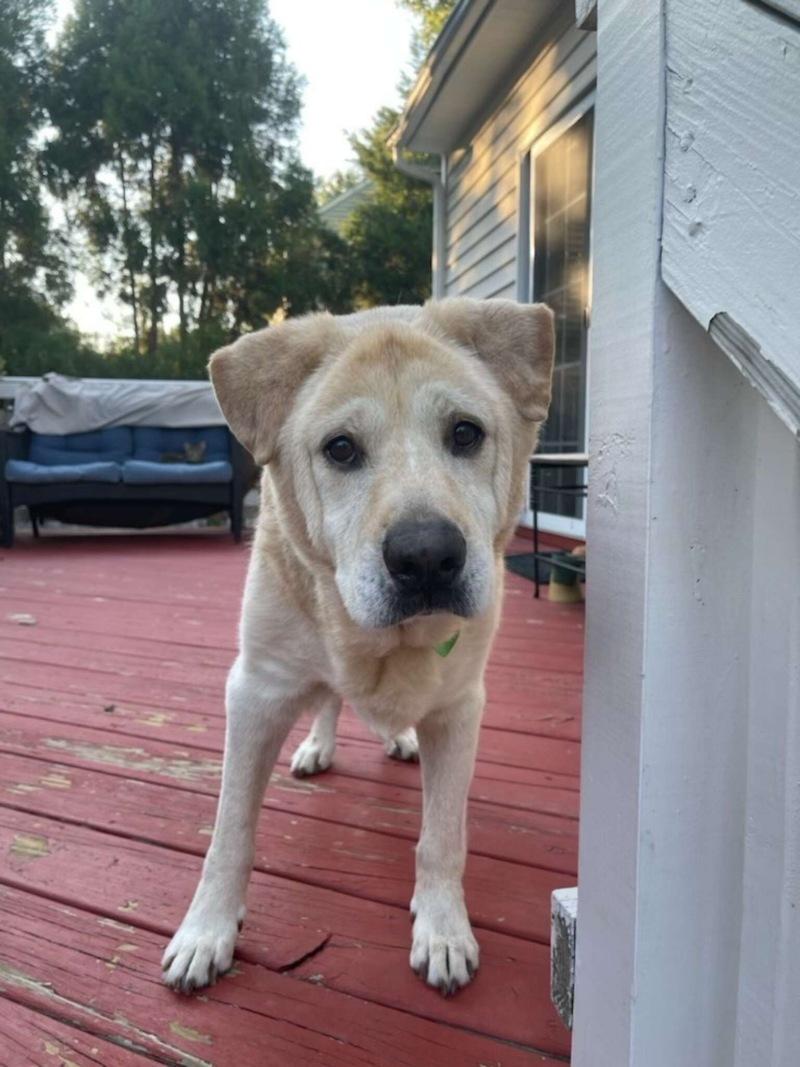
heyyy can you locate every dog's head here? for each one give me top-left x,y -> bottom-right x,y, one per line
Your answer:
210,299 -> 554,630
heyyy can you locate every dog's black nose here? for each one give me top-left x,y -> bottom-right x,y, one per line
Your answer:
383,517 -> 467,596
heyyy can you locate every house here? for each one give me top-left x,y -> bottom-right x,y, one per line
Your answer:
397,2 -> 800,1066
393,0 -> 597,542
318,179 -> 374,235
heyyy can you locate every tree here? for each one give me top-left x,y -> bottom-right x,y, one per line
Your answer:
321,0 -> 457,308
343,108 -> 433,307
316,168 -> 363,207
396,0 -> 456,68
46,0 -> 337,354
0,0 -> 74,372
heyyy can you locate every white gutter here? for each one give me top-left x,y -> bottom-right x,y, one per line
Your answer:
392,145 -> 447,300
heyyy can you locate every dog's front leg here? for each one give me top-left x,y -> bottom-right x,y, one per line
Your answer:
162,655 -> 301,992
410,690 -> 482,995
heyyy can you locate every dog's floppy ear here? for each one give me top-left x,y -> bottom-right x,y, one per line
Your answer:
424,298 -> 555,422
208,314 -> 340,465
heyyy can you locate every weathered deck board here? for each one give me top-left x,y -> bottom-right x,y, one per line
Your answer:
0,707 -> 580,816
0,533 -> 582,1064
0,654 -> 581,773
0,795 -> 567,948
1,749 -> 578,875
0,661 -> 582,743
0,997 -> 155,1067
0,808 -> 567,1052
0,886 -> 565,1066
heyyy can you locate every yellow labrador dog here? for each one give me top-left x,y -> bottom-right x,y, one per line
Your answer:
162,298 -> 554,996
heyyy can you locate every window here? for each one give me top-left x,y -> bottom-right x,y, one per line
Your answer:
527,104 -> 594,530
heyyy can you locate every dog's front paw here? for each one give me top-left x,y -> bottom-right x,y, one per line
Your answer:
385,727 -> 419,762
409,890 -> 479,995
162,904 -> 244,993
290,733 -> 335,777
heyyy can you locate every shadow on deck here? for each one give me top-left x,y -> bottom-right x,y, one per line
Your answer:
0,532 -> 582,1065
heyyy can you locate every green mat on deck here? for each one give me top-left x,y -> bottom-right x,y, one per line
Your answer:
505,552 -> 555,583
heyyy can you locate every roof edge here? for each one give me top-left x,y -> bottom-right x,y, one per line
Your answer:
394,0 -> 496,153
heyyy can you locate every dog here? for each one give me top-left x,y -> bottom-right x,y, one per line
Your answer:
162,297 -> 554,995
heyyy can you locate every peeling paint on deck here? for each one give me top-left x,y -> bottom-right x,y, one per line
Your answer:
271,771 -> 334,795
40,771 -> 72,790
97,917 -> 135,932
0,963 -> 214,1067
169,1022 -> 214,1046
42,1040 -> 81,1067
10,833 -> 51,859
137,711 -> 172,727
42,737 -> 221,782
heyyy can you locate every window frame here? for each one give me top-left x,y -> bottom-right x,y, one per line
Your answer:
516,93 -> 595,539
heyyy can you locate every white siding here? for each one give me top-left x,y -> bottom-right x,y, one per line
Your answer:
444,10 -> 596,298
662,0 -> 800,438
574,0 -> 800,1063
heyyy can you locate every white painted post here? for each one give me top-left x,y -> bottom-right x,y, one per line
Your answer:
572,0 -> 800,1064
571,3 -> 668,1059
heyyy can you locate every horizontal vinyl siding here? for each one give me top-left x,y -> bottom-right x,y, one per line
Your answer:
444,12 -> 597,299
447,234 -> 517,292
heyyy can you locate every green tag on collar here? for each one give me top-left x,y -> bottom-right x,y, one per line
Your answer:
434,631 -> 460,658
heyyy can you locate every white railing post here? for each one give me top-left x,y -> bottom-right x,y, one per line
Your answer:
571,1 -> 800,1063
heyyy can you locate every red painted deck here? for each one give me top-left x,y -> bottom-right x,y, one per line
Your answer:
0,532 -> 582,1066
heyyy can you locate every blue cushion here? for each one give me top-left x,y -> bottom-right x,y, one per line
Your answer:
131,426 -> 230,463
29,427 -> 133,466
6,459 -> 122,484
121,459 -> 232,485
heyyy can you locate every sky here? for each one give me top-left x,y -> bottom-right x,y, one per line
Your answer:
50,0 -> 416,339
269,0 -> 414,176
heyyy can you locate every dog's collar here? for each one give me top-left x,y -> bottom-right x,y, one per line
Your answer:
434,631 -> 460,658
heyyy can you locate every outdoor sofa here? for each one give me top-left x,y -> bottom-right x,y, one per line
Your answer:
0,424 -> 255,547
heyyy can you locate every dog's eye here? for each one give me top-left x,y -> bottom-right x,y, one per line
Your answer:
324,434 -> 361,468
451,421 -> 484,454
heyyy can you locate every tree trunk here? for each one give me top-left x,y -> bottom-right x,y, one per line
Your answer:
117,151 -> 140,353
169,131 -> 187,351
147,136 -> 159,356
199,270 -> 209,324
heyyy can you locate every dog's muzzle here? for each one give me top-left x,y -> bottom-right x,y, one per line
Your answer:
382,516 -> 471,621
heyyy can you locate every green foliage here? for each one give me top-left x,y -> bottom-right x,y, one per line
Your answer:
1,288 -> 99,377
0,0 -> 73,371
343,107 -> 433,306
0,1 -> 59,291
316,168 -> 364,207
322,2 -> 457,308
0,0 -> 460,380
396,0 -> 456,68
44,0 -> 345,353
3,313 -> 230,380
